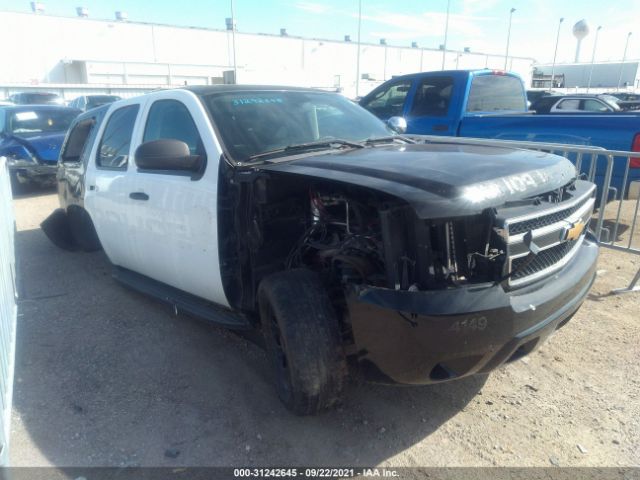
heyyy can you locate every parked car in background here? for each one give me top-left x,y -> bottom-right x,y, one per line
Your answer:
8,92 -> 65,105
610,92 -> 640,102
530,94 -> 632,113
526,89 -> 558,107
68,94 -> 121,111
42,87 -> 598,415
359,69 -> 640,198
0,105 -> 81,190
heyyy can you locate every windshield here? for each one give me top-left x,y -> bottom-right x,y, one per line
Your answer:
21,93 -> 62,105
202,91 -> 392,162
8,109 -> 78,134
601,95 -> 623,111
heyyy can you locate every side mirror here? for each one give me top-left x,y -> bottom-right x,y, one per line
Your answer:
134,139 -> 203,172
387,116 -> 407,134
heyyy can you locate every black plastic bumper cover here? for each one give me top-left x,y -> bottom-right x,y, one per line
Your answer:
9,163 -> 57,181
346,235 -> 598,384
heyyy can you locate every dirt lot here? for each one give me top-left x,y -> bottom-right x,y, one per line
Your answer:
7,190 -> 640,467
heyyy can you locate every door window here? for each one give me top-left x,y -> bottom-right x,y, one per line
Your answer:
361,81 -> 412,118
96,105 -> 139,169
555,99 -> 580,110
61,118 -> 96,163
410,76 -> 454,116
582,99 -> 608,112
143,100 -> 204,156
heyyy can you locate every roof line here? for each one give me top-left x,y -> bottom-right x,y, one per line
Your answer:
0,9 -> 535,61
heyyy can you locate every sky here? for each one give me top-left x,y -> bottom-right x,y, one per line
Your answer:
1,0 -> 639,64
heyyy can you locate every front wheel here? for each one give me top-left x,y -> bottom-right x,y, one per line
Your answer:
258,269 -> 346,415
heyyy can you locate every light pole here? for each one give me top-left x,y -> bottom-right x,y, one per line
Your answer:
230,0 -> 237,83
617,32 -> 632,90
586,25 -> 602,92
504,7 -> 515,70
441,0 -> 451,70
550,17 -> 564,89
355,0 -> 362,97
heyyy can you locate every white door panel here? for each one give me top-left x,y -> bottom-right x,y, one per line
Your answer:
126,90 -> 228,307
85,99 -> 145,270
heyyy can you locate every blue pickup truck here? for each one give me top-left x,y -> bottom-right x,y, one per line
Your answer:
359,69 -> 640,197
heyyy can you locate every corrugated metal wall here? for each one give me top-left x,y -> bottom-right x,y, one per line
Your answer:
0,157 -> 17,466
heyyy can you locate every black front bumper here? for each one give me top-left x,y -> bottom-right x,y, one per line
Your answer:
346,235 -> 598,385
9,162 -> 57,183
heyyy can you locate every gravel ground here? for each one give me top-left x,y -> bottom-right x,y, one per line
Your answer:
7,190 -> 640,468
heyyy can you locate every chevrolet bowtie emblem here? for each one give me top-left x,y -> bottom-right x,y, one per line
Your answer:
563,220 -> 586,241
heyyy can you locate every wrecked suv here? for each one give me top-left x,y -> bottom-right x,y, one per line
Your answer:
44,86 -> 598,415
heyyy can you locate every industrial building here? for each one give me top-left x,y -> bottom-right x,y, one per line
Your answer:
533,62 -> 640,90
0,9 -> 535,99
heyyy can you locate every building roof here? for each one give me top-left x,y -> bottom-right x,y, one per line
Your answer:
184,85 -> 331,95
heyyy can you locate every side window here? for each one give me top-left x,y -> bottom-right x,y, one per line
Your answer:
143,100 -> 204,156
583,99 -> 608,112
410,76 -> 454,117
361,81 -> 412,118
61,118 -> 96,163
556,99 -> 580,110
96,105 -> 139,169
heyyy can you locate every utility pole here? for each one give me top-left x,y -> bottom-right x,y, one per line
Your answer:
550,18 -> 564,89
617,32 -> 632,90
230,0 -> 237,83
586,25 -> 602,93
504,7 -> 515,70
441,0 -> 450,70
355,0 -> 362,97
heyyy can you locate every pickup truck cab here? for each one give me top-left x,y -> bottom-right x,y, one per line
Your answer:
44,86 -> 598,415
360,69 -> 640,197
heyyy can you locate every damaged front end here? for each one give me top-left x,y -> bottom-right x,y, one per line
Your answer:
260,173 -> 597,385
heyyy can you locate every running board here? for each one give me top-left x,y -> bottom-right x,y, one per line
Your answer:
113,267 -> 252,330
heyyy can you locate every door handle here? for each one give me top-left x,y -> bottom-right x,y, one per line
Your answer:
432,124 -> 449,132
129,192 -> 149,201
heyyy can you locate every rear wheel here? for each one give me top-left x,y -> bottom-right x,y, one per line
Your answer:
258,269 -> 346,415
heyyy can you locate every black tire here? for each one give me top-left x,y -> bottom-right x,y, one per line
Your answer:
67,206 -> 102,252
258,269 -> 346,415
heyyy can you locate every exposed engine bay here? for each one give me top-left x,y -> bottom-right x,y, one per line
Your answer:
284,186 -> 506,292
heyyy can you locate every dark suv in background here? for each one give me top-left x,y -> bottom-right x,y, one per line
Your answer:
68,94 -> 121,111
8,92 -> 64,105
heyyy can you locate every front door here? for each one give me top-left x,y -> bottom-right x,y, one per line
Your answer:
405,75 -> 458,135
126,91 -> 227,306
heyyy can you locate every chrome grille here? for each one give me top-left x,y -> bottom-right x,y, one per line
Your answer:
500,182 -> 596,288
510,241 -> 577,281
508,201 -> 588,235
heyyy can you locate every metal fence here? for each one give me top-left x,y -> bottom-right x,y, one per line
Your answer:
0,157 -> 17,465
410,135 -> 640,294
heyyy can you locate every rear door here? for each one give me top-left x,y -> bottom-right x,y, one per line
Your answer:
84,100 -> 142,269
124,90 -> 228,306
